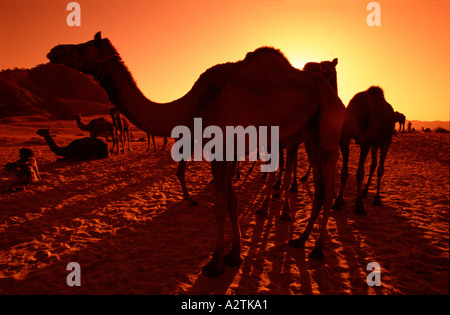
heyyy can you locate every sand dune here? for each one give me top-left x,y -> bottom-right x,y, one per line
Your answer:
0,116 -> 448,295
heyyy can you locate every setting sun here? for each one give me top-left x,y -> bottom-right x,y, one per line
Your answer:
1,0 -> 449,121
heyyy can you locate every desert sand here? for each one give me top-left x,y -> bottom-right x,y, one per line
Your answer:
0,115 -> 448,295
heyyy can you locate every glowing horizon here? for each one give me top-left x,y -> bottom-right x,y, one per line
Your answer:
1,0 -> 449,121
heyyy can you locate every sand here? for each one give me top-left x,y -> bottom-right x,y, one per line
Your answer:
0,116 -> 448,295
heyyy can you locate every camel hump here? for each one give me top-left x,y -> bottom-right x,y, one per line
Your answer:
244,46 -> 292,67
367,86 -> 384,97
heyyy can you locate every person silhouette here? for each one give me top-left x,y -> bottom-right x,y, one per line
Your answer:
4,148 -> 41,191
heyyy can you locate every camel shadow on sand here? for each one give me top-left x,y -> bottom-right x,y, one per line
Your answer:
0,152 -> 447,294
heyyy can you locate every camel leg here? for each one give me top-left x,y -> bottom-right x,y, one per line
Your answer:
373,139 -> 391,206
176,160 -> 198,206
273,145 -> 284,192
161,137 -> 168,151
256,171 -> 275,216
146,133 -> 150,152
280,144 -> 298,221
289,151 -> 299,192
224,161 -> 242,267
126,129 -> 132,152
300,164 -> 311,183
309,146 -> 337,260
333,138 -> 350,210
288,142 -> 323,248
355,145 -> 371,215
234,162 -> 241,180
362,146 -> 378,198
202,161 -> 229,277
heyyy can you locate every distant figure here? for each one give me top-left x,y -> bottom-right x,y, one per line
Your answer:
394,111 -> 406,134
407,121 -> 412,133
4,148 -> 41,191
422,127 -> 432,133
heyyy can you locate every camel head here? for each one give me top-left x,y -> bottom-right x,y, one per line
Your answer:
47,32 -> 121,79
37,128 -> 50,137
73,114 -> 82,120
303,58 -> 338,92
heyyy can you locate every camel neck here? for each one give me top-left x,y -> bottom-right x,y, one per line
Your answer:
43,134 -> 64,156
98,62 -> 195,137
76,117 -> 89,130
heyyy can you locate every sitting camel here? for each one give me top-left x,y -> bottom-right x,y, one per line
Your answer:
74,114 -> 118,152
394,111 -> 406,134
109,108 -> 131,153
333,86 -> 395,215
37,129 -> 109,160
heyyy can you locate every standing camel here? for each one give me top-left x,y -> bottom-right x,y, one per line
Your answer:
333,86 -> 395,215
394,111 -> 406,134
47,32 -> 345,276
37,128 -> 109,160
74,113 -> 118,152
260,58 -> 339,222
109,107 -> 131,153
146,133 -> 168,152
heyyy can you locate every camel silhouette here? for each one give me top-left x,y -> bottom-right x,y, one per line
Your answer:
37,128 -> 109,160
146,133 -> 168,152
47,32 -> 345,276
333,86 -> 395,215
74,114 -> 118,152
394,111 -> 406,134
261,58 -> 339,222
109,108 -> 131,153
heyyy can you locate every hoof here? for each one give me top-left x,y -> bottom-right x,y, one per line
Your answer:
183,196 -> 199,206
288,237 -> 306,248
354,198 -> 367,215
223,253 -> 242,267
289,184 -> 298,193
362,187 -> 369,199
202,261 -> 224,277
332,198 -> 345,211
256,208 -> 268,216
308,246 -> 325,260
372,195 -> 382,206
279,212 -> 291,222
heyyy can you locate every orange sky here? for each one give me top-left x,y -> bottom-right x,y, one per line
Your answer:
1,0 -> 449,121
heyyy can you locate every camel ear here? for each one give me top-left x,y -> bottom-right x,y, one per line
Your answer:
94,32 -> 102,47
332,58 -> 338,66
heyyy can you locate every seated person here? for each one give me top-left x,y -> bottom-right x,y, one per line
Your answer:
4,148 -> 41,191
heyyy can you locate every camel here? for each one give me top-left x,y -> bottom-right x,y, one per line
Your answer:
146,133 -> 168,152
74,114 -> 118,152
268,58 -> 338,207
47,32 -> 345,276
394,111 -> 406,134
109,107 -> 131,153
422,127 -> 431,133
333,86 -> 395,215
37,128 -> 109,160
